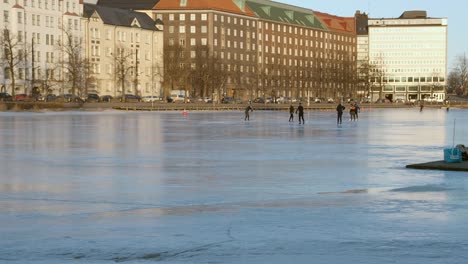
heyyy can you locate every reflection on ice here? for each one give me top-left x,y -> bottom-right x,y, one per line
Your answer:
1,109 -> 468,263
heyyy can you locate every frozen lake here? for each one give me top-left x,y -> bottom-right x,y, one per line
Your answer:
1,108 -> 468,264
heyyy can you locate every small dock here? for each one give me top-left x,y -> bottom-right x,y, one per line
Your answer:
406,160 -> 468,172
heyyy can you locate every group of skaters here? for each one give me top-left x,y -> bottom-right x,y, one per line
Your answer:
336,101 -> 360,125
289,103 -> 305,124
244,101 -> 359,125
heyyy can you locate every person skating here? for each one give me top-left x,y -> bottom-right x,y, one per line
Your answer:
336,102 -> 345,125
354,102 -> 361,119
289,105 -> 295,122
295,102 -> 305,124
244,103 -> 253,121
349,103 -> 357,121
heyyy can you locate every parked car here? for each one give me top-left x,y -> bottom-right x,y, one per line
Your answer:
361,98 -> 371,104
118,94 -> 140,102
45,94 -> 57,102
15,94 -> 30,101
253,97 -> 265,104
170,94 -> 186,103
222,97 -> 242,104
394,98 -> 406,104
314,97 -> 322,103
327,98 -> 335,103
196,97 -> 212,103
57,94 -> 83,103
222,97 -> 235,104
141,95 -> 162,103
86,93 -> 100,102
100,95 -> 113,102
0,92 -> 13,101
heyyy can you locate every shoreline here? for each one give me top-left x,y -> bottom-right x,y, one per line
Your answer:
0,101 -> 465,112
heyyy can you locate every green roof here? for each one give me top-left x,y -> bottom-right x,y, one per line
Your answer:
246,0 -> 326,30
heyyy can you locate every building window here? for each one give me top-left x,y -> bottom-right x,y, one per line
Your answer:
190,26 -> 196,33
169,14 -> 174,21
190,14 -> 196,21
201,26 -> 207,34
17,12 -> 22,24
4,11 -> 9,23
201,38 -> 207,46
190,38 -> 196,46
179,25 -> 185,33
201,14 -> 207,21
180,14 -> 185,21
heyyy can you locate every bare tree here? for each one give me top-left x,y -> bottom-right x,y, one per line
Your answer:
1,29 -> 28,97
163,43 -> 189,97
446,71 -> 459,94
112,46 -> 134,101
452,54 -> 468,95
55,28 -> 90,97
369,53 -> 387,101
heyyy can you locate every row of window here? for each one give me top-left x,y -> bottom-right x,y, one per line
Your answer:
161,12 -> 354,43
168,25 -> 208,34
370,76 -> 445,83
4,10 -> 80,30
165,13 -> 208,22
89,27 -> 161,45
3,0 -> 78,12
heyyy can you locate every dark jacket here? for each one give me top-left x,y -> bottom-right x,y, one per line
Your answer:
296,105 -> 304,115
336,104 -> 345,113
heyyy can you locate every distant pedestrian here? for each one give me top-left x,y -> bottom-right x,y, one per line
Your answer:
419,102 -> 424,112
289,105 -> 295,122
336,102 -> 345,125
244,103 -> 253,121
295,103 -> 305,124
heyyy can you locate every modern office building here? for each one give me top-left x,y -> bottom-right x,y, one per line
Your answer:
82,4 -> 164,98
0,0 -> 84,96
367,11 -> 448,102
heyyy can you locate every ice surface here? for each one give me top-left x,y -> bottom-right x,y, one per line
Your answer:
1,108 -> 468,263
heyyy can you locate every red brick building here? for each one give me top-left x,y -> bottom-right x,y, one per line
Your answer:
97,0 -> 357,102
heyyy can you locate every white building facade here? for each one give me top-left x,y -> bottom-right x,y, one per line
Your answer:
0,0 -> 84,96
83,4 -> 164,98
368,11 -> 448,102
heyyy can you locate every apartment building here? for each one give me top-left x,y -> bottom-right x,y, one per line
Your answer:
97,0 -> 357,101
0,0 -> 83,96
83,4 -> 163,98
367,11 -> 448,102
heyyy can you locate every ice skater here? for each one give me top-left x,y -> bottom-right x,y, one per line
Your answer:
349,103 -> 357,121
354,102 -> 361,119
289,105 -> 295,122
244,103 -> 253,121
336,102 -> 345,125
295,102 -> 305,124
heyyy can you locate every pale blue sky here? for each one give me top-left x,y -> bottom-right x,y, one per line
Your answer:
275,0 -> 467,69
